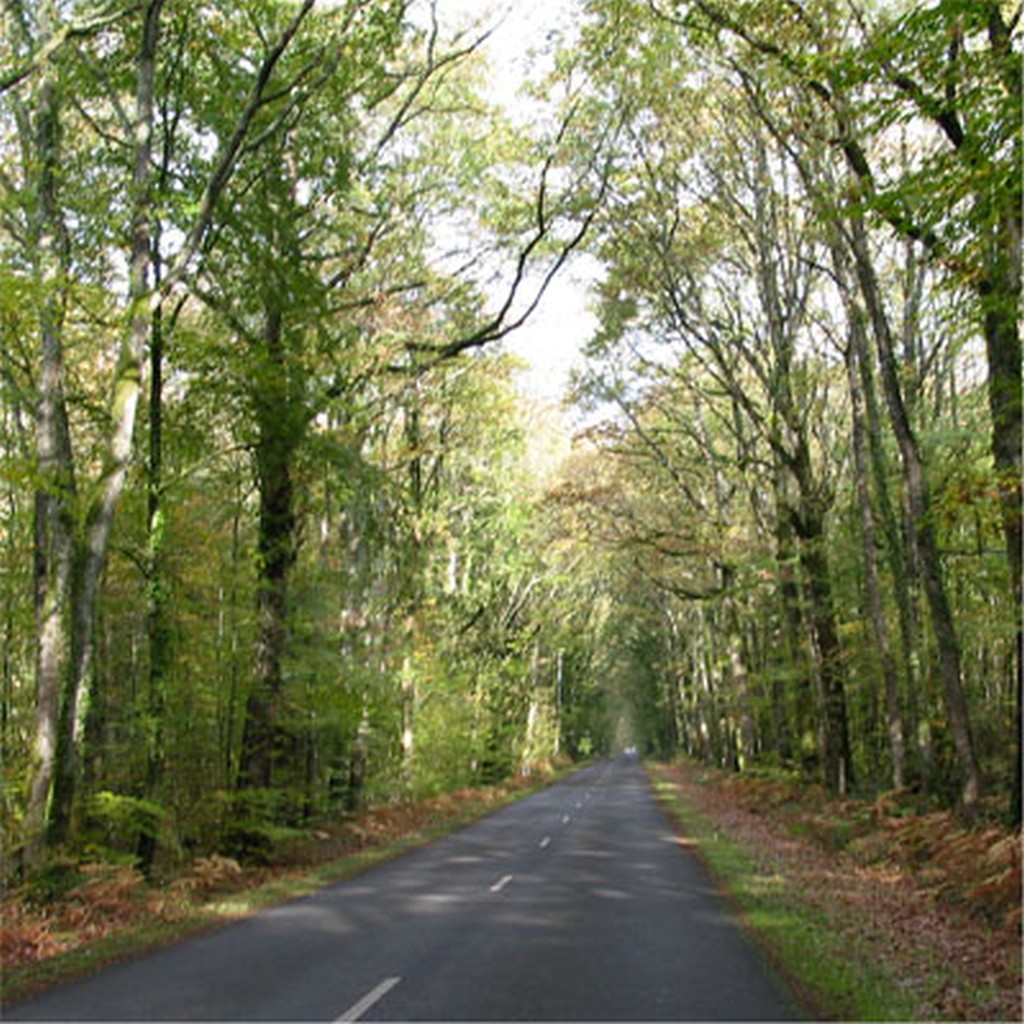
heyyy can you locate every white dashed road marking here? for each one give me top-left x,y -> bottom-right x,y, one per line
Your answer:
335,976 -> 401,1022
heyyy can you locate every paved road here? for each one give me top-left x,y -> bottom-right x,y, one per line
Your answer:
7,759 -> 802,1021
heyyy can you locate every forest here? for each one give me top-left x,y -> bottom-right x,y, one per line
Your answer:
0,0 -> 1019,891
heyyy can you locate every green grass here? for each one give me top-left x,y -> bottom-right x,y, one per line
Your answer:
651,774 -> 922,1021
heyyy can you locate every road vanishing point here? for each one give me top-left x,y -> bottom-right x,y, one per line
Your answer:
7,758 -> 803,1021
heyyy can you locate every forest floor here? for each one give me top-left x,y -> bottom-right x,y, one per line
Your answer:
651,759 -> 1022,1022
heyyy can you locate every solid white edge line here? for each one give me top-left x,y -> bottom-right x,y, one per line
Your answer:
335,975 -> 402,1023
489,873 -> 514,893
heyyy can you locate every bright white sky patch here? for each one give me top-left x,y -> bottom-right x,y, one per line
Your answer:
433,0 -> 597,404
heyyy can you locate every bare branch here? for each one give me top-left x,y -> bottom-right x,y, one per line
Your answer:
372,22 -> 494,159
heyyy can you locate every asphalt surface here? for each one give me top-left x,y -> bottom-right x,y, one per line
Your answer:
6,758 -> 802,1021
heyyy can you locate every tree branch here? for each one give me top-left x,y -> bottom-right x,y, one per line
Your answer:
160,0 -> 317,295
0,2 -> 139,95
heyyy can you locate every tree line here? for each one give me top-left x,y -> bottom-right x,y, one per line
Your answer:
562,0 -> 1020,823
1,0 -> 1019,887
1,0 -> 614,879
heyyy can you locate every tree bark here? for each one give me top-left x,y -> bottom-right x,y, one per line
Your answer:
980,126 -> 1022,824
771,469 -> 810,766
721,566 -> 755,768
855,307 -> 922,767
793,504 -> 853,795
23,4 -> 77,864
137,289 -> 168,874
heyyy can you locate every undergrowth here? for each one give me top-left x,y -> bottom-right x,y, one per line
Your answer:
713,770 -> 1022,935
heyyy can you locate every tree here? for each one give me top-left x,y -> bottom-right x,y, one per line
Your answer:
2,0 -> 353,862
545,0 -> 1016,814
567,13 -> 854,790
657,0 -> 1019,817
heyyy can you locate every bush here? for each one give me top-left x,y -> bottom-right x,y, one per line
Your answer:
171,854 -> 245,899
23,855 -> 84,906
85,792 -> 165,858
217,788 -> 307,865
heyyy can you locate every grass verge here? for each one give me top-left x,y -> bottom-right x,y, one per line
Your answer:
650,766 -> 928,1021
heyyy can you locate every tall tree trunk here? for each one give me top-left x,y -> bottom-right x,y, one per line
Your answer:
978,8 -> 1021,823
136,76 -> 183,867
23,6 -> 76,863
238,308 -> 297,791
981,135 -> 1022,826
721,567 -> 755,768
793,505 -> 853,795
46,0 -> 165,846
855,308 -> 922,768
400,376 -> 426,777
848,210 -> 982,815
748,133 -> 847,785
772,471 -> 810,767
28,322 -> 75,862
846,318 -> 905,790
766,343 -> 851,793
137,291 -> 168,874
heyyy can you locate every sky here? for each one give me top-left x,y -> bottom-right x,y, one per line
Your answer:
436,0 -> 599,405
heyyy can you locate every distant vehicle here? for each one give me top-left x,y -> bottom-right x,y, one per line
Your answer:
623,746 -> 637,758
